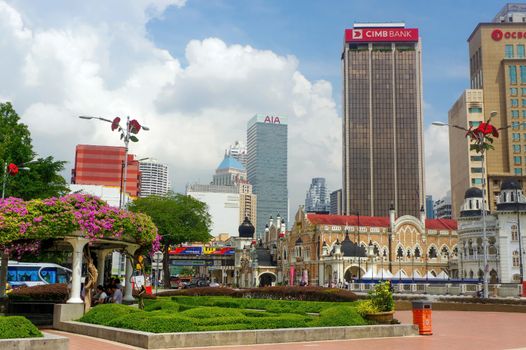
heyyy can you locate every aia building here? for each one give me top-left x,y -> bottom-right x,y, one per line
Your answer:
71,144 -> 141,197
247,114 -> 288,237
342,23 -> 425,218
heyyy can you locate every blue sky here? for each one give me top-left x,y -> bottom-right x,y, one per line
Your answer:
148,0 -> 510,125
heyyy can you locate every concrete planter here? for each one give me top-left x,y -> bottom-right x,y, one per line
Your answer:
0,332 -> 68,350
365,311 -> 395,324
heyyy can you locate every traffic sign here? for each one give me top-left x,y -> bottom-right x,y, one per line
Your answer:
153,251 -> 164,262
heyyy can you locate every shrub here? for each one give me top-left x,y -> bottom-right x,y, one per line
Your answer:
8,283 -> 68,302
108,313 -> 197,333
157,287 -> 237,297
179,306 -> 243,318
144,300 -> 180,312
312,306 -> 366,327
158,286 -> 358,302
79,304 -> 141,326
355,300 -> 380,317
0,316 -> 43,339
369,281 -> 394,312
234,286 -> 359,302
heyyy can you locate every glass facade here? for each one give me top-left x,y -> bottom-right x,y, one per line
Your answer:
247,116 -> 288,237
343,38 -> 423,217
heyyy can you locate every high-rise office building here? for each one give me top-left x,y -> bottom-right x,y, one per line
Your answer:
139,160 -> 170,197
330,189 -> 343,215
305,178 -> 330,213
425,195 -> 435,219
342,23 -> 425,217
247,114 -> 288,237
71,144 -> 140,197
465,5 -> 526,211
227,141 -> 248,168
212,154 -> 247,186
434,191 -> 452,219
448,89 -> 487,218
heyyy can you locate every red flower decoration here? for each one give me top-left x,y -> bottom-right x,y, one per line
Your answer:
475,122 -> 499,138
129,119 -> 141,134
111,117 -> 121,131
7,163 -> 18,176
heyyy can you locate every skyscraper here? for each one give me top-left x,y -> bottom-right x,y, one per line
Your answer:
459,4 -> 526,211
71,144 -> 140,197
139,160 -> 170,197
247,114 -> 288,237
227,141 -> 247,168
305,178 -> 330,213
342,23 -> 425,217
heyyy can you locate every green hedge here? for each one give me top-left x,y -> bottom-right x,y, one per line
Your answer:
0,316 -> 43,339
80,296 -> 367,333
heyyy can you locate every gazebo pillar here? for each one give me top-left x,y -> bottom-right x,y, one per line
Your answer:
65,237 -> 89,304
123,245 -> 139,303
96,249 -> 113,286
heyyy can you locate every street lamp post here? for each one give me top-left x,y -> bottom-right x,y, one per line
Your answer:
433,111 -> 502,298
79,116 -> 149,209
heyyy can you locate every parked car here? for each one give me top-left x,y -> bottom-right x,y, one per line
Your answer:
183,279 -> 210,288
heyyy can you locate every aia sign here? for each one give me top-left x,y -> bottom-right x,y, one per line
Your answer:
264,116 -> 281,124
491,28 -> 526,41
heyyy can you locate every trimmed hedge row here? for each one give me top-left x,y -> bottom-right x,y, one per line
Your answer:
157,286 -> 358,302
0,316 -> 43,339
79,296 -> 366,333
8,284 -> 69,302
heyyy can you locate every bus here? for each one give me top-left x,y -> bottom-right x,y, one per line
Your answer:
6,261 -> 72,288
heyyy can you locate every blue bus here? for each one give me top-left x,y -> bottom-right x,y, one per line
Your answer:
7,261 -> 72,288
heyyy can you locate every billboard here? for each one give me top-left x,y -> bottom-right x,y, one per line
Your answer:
345,28 -> 418,43
169,246 -> 235,256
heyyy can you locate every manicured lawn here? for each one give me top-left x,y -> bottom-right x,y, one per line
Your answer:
79,296 -> 367,333
0,316 -> 43,339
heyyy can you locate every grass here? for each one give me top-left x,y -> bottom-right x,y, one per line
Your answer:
0,316 -> 43,339
79,296 -> 367,333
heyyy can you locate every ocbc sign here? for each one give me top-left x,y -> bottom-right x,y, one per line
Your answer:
491,28 -> 526,41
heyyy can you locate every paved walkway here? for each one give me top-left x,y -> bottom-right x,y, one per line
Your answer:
47,310 -> 526,350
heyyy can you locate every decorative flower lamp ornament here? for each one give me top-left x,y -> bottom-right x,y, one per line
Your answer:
7,163 -> 18,176
464,114 -> 509,153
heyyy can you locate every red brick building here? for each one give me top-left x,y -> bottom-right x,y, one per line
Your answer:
71,145 -> 140,197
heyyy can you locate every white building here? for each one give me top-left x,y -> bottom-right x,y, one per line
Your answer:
69,184 -> 131,208
457,180 -> 526,284
305,177 -> 330,213
227,141 -> 247,168
139,160 -> 170,197
186,184 -> 241,237
434,191 -> 452,219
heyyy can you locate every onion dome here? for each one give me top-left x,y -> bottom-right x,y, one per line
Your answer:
501,179 -> 521,191
464,187 -> 483,199
238,217 -> 255,238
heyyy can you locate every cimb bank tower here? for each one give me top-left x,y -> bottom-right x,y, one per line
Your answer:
342,23 -> 425,218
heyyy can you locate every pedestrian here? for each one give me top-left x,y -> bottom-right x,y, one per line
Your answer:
111,285 -> 123,304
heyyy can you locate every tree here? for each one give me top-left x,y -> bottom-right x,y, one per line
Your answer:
0,102 -> 69,300
129,193 -> 212,288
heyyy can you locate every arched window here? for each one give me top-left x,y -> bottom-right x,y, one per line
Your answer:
407,249 -> 411,258
469,270 -> 474,279
397,246 -> 404,258
428,246 -> 438,258
476,200 -> 480,209
414,247 -> 421,258
511,192 -> 516,202
469,200 -> 473,209
441,246 -> 449,257
513,250 -> 520,267
373,245 -> 379,256
512,225 -> 519,241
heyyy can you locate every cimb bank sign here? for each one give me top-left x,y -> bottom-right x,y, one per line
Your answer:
345,28 -> 419,42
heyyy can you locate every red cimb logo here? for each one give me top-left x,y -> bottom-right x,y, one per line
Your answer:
492,29 -> 503,41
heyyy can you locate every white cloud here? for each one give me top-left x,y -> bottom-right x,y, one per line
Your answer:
0,0 -> 341,222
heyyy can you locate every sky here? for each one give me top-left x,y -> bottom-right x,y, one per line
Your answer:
0,0 -> 515,220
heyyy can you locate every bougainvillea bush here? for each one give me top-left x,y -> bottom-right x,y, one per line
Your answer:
0,194 -> 160,253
